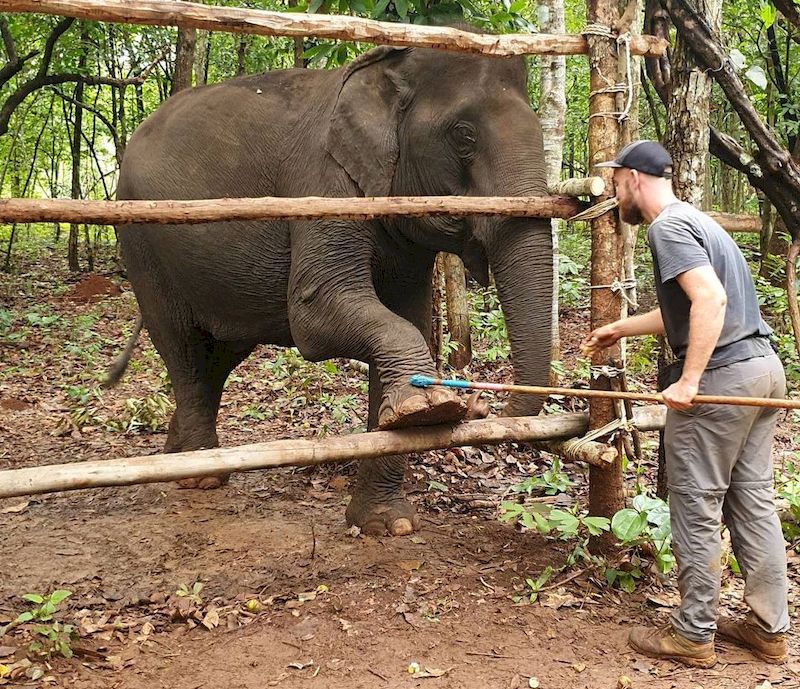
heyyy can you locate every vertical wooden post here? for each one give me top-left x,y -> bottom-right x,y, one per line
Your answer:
586,2 -> 626,539
442,253 -> 472,370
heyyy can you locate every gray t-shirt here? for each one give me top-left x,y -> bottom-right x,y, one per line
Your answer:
647,201 -> 773,368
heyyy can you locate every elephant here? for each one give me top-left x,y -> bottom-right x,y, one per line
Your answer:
112,43 -> 554,536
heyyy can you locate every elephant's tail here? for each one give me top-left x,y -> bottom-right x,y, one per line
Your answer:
103,313 -> 143,388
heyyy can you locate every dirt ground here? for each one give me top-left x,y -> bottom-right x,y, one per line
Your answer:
2,252 -> 800,689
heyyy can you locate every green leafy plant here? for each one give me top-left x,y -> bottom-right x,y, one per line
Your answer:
604,566 -> 642,593
777,457 -> 800,541
611,494 -> 675,575
558,254 -> 587,308
65,383 -> 105,429
513,458 -> 573,496
499,502 -> 610,569
468,287 -> 510,361
318,392 -> 361,424
240,403 -> 268,421
175,582 -> 204,605
524,566 -> 554,603
0,309 -> 14,335
0,590 -> 76,659
24,311 -> 61,329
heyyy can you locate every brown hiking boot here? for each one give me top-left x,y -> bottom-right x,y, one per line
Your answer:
628,624 -> 717,668
717,617 -> 788,664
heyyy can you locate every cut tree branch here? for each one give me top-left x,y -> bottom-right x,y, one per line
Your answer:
0,0 -> 668,57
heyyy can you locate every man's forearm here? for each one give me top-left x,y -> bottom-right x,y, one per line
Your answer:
614,308 -> 666,338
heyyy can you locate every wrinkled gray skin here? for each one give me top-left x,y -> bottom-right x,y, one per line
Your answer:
116,45 -> 553,536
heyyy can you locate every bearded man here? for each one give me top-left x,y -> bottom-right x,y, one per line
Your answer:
582,140 -> 789,667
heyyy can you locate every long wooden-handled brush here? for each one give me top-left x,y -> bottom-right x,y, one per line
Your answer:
409,375 -> 800,410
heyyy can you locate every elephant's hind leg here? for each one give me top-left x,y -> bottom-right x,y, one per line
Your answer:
151,325 -> 253,489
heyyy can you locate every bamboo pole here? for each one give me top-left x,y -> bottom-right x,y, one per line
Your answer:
0,0 -> 669,57
0,407 -> 667,500
0,195 -> 585,225
549,176 -> 606,197
412,376 -> 800,410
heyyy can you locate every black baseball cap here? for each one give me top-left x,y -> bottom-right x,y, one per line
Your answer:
595,140 -> 673,178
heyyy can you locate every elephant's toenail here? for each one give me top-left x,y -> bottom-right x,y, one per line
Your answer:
390,518 -> 414,536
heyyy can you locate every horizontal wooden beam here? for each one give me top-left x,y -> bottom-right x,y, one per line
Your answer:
706,211 -> 762,233
0,406 -> 667,500
0,195 -> 586,224
0,0 -> 668,57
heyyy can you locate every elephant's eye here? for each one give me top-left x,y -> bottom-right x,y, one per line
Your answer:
450,121 -> 477,160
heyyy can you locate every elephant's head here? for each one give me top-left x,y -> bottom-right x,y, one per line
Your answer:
326,46 -> 553,416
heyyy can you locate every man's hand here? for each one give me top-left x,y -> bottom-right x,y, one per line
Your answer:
581,323 -> 621,356
661,378 -> 699,411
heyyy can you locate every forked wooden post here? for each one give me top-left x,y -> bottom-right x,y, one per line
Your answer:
586,4 -> 627,533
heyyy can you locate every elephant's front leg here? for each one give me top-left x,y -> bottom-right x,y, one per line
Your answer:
346,366 -> 419,535
288,238 -> 466,431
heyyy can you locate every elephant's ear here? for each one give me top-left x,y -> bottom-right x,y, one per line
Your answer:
325,47 -> 411,197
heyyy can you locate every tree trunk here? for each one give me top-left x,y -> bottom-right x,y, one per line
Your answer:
236,35 -> 247,75
586,0 -> 625,548
658,0 -> 721,496
194,29 -> 209,86
171,24 -> 196,94
785,238 -> 800,370
67,25 -> 89,273
538,0 -> 566,386
618,0 -> 641,314
287,0 -> 306,68
442,253 -> 472,369
663,0 -> 721,205
2,144 -> 21,272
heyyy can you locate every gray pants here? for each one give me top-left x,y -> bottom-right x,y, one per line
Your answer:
665,353 -> 789,642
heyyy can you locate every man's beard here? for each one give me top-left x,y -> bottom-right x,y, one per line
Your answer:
619,199 -> 644,225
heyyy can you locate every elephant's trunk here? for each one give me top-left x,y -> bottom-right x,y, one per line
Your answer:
485,218 -> 554,417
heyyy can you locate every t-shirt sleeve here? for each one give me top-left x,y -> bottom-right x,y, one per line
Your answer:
648,217 -> 710,283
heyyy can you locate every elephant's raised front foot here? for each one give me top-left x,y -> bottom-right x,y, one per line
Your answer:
377,383 -> 466,430
346,493 -> 420,536
176,474 -> 230,490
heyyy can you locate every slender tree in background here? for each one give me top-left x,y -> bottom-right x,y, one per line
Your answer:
67,24 -> 89,272
663,0 -> 721,204
538,0 -> 567,385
